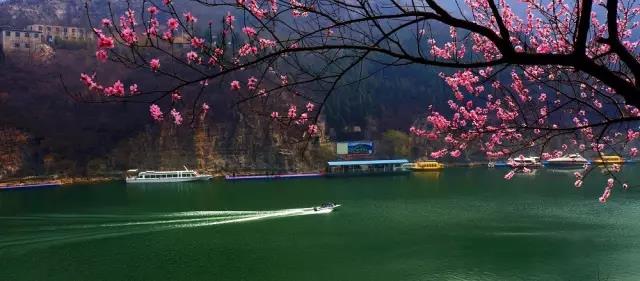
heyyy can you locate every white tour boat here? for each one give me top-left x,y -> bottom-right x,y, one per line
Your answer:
126,167 -> 213,183
507,156 -> 542,167
545,154 -> 590,167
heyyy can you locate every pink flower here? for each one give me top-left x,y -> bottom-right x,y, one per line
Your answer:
504,170 -> 515,180
450,150 -> 462,158
97,35 -> 115,49
202,103 -> 210,112
574,180 -> 583,188
631,147 -> 639,157
163,0 -> 172,6
308,124 -> 319,135
149,104 -> 164,121
247,76 -> 258,90
101,18 -> 112,27
129,84 -> 139,95
306,102 -> 314,112
288,105 -> 297,118
103,80 -> 125,97
270,112 -> 279,118
171,91 -> 182,102
184,12 -> 197,23
225,12 -> 235,26
186,51 -> 199,64
238,43 -> 258,57
96,49 -> 108,62
167,18 -> 179,31
242,27 -> 257,37
80,73 -> 102,91
230,80 -> 241,90
147,6 -> 159,15
191,37 -> 205,49
170,108 -> 183,125
150,59 -> 160,72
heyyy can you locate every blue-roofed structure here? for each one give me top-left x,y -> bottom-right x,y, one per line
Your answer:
326,159 -> 410,176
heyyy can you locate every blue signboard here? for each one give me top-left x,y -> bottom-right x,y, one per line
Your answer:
336,141 -> 374,155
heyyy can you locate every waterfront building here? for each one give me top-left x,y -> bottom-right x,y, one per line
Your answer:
26,24 -> 94,44
326,159 -> 409,176
0,28 -> 43,55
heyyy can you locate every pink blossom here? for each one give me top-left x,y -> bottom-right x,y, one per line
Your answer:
306,102 -> 314,112
170,108 -> 183,125
242,27 -> 257,37
631,148 -> 639,157
101,18 -> 112,27
450,150 -> 462,158
163,0 -> 172,6
238,43 -> 258,57
80,73 -> 102,91
97,35 -> 115,49
171,91 -> 182,102
149,104 -> 164,121
150,59 -> 160,72
574,180 -> 583,188
186,51 -> 199,64
103,80 -> 125,97
270,112 -> 279,119
504,170 -> 515,180
308,124 -> 319,135
287,105 -> 297,118
225,12 -> 235,26
167,18 -> 179,31
230,80 -> 241,90
129,84 -> 139,95
247,77 -> 258,90
191,37 -> 205,49
184,12 -> 197,23
147,6 -> 159,15
96,49 -> 108,63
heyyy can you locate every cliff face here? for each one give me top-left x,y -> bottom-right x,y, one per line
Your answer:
104,113 -> 332,175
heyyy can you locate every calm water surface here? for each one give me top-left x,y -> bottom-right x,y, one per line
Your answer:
1,168 -> 640,280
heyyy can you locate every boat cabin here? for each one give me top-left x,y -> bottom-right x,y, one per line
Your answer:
326,159 -> 409,176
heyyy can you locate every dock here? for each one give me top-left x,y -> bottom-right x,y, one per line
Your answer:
225,173 -> 324,181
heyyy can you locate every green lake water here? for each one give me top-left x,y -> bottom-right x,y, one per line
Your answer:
1,167 -> 640,280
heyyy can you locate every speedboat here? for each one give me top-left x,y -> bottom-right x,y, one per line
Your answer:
545,154 -> 590,167
507,156 -> 542,167
311,202 -> 341,213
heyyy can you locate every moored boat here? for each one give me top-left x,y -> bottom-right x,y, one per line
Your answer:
403,160 -> 443,171
0,181 -> 62,191
507,156 -> 542,167
126,167 -> 212,183
592,155 -> 625,165
545,154 -> 590,167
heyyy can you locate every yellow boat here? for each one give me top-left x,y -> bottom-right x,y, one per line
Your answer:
592,155 -> 625,165
403,161 -> 444,171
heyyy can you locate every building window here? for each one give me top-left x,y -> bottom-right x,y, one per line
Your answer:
15,32 -> 20,37
14,43 -> 19,48
4,31 -> 9,37
24,33 -> 29,38
72,28 -> 76,33
47,27 -> 51,31
34,34 -> 39,38
64,28 -> 68,32
55,28 -> 60,32
38,26 -> 43,31
25,43 -> 30,48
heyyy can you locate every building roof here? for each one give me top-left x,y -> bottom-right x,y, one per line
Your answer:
327,159 -> 409,166
1,28 -> 42,33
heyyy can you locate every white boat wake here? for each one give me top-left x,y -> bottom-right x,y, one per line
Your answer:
0,207 -> 333,253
